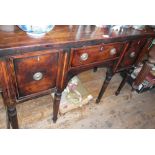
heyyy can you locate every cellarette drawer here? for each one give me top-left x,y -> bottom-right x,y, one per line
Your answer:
7,50 -> 59,99
118,39 -> 147,69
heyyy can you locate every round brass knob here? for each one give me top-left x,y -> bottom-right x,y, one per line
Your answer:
80,53 -> 88,61
33,72 -> 43,81
130,52 -> 136,58
110,48 -> 117,55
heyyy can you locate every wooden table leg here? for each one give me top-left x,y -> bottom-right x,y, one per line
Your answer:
115,69 -> 133,96
52,92 -> 62,123
7,106 -> 19,129
115,70 -> 128,96
5,106 -> 10,129
96,68 -> 113,103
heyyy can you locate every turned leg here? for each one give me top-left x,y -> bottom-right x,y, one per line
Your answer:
115,69 -> 133,96
5,106 -> 10,129
52,92 -> 62,123
7,106 -> 19,129
96,68 -> 113,103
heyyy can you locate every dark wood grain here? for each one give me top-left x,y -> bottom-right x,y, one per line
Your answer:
117,39 -> 147,69
0,60 -> 16,106
0,25 -> 155,128
70,42 -> 125,67
7,50 -> 59,99
0,26 -> 155,55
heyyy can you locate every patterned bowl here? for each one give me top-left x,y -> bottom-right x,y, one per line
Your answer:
18,25 -> 55,38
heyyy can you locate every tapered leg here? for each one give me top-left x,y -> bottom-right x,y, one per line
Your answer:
96,68 -> 113,103
7,106 -> 19,129
52,92 -> 62,123
5,107 -> 10,129
115,71 -> 128,96
115,69 -> 133,96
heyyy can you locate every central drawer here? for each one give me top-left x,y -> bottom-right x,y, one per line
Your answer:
70,42 -> 125,67
8,50 -> 59,99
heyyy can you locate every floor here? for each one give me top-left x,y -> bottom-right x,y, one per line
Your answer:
0,68 -> 155,129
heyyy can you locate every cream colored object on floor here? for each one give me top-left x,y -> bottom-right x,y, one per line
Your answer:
51,76 -> 93,114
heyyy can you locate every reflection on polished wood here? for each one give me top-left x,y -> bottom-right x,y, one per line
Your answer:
0,25 -> 155,128
0,25 -> 154,51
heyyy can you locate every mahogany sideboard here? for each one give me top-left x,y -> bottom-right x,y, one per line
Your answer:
0,25 -> 155,129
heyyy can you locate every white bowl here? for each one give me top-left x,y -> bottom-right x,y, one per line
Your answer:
18,25 -> 55,38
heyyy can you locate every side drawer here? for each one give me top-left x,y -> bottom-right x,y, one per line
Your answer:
70,42 -> 125,67
8,50 -> 59,99
118,39 -> 147,68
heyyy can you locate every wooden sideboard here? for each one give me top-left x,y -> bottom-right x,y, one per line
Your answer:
0,25 -> 155,129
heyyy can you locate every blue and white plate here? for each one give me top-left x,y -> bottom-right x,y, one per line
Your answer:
18,25 -> 55,38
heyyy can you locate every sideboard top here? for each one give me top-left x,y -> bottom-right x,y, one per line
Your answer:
0,25 -> 155,52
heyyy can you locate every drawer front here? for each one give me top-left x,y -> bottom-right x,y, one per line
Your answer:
9,50 -> 59,98
118,39 -> 146,68
70,42 -> 125,67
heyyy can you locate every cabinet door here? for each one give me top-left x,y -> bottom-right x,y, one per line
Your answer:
7,50 -> 59,99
